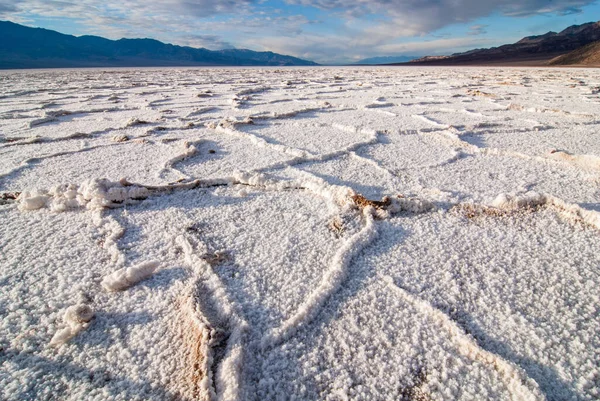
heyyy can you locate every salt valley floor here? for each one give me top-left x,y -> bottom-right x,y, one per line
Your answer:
0,67 -> 599,401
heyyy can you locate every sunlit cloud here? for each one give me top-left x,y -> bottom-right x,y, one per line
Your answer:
468,24 -> 488,36
287,0 -> 593,33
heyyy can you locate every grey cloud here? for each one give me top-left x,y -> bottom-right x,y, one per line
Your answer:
468,24 -> 488,36
1,0 -> 259,20
0,3 -> 18,13
180,34 -> 235,50
0,0 -> 262,42
169,0 -> 256,17
556,7 -> 585,15
286,0 -> 595,33
252,32 -> 499,64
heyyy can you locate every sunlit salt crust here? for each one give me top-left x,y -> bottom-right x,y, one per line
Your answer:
1,67 -> 599,401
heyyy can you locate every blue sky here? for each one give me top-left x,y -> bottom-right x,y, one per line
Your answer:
1,0 -> 599,63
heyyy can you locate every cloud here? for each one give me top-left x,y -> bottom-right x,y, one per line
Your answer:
250,32 -> 499,64
0,0 -> 263,46
0,0 -> 317,43
0,3 -> 17,13
0,0 -> 258,20
376,37 -> 496,55
154,0 -> 257,18
286,0 -> 594,34
468,24 -> 488,36
180,34 -> 235,50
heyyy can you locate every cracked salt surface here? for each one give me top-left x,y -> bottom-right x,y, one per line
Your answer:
1,67 -> 599,401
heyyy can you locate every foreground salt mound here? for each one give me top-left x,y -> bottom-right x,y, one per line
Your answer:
177,232 -> 249,401
382,276 -> 544,401
101,260 -> 160,292
262,206 -> 379,349
49,304 -> 94,346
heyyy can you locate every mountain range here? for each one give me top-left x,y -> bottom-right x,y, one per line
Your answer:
402,21 -> 600,66
0,21 -> 318,69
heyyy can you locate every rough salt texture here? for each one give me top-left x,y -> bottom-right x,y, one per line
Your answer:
1,67 -> 599,401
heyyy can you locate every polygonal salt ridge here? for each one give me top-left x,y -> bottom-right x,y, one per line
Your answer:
204,116 -> 254,130
491,192 -> 600,230
27,110 -> 71,128
77,179 -> 151,208
162,140 -> 199,170
349,193 -> 435,217
18,178 -> 150,212
262,205 -> 379,350
491,192 -> 548,210
190,284 -> 229,342
111,134 -> 130,143
506,102 -> 595,118
232,171 -> 436,215
27,107 -> 127,128
17,191 -> 51,211
195,89 -> 213,98
232,171 -> 280,188
232,171 -> 357,209
235,85 -> 272,96
245,103 -> 332,121
124,117 -> 151,127
548,149 -> 600,171
388,195 -> 435,214
179,292 -> 222,401
176,232 -> 249,401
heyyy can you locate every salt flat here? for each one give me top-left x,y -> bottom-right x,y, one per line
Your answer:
0,67 -> 599,401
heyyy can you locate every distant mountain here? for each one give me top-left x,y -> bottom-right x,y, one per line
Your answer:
0,21 -> 318,69
549,40 -> 600,66
355,55 -> 417,65
405,21 -> 600,66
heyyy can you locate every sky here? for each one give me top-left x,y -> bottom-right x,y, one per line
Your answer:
1,0 -> 599,64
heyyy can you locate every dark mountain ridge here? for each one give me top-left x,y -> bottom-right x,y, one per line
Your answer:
549,40 -> 600,66
405,21 -> 600,66
0,20 -> 318,69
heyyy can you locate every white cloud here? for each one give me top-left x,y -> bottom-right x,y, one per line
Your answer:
179,34 -> 235,50
286,0 -> 594,33
468,24 -> 488,36
376,37 -> 497,55
249,31 -> 501,64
